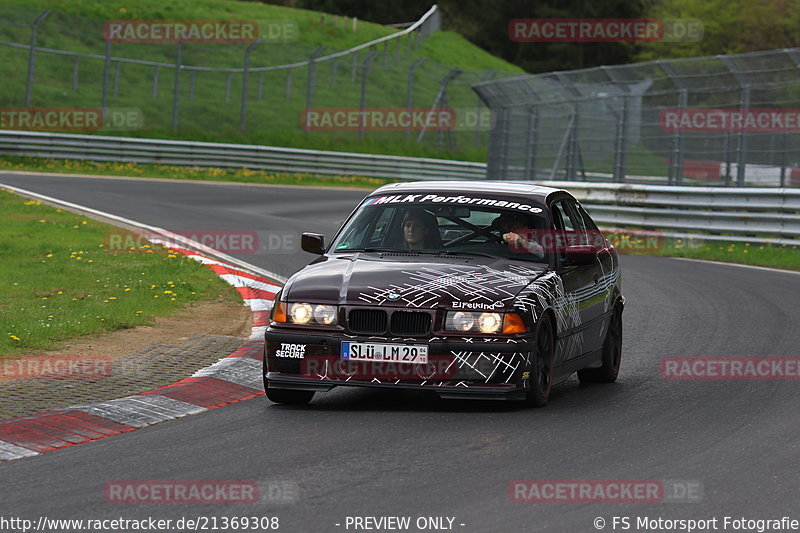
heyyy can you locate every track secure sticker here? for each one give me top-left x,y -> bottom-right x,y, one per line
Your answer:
362,194 -> 544,213
275,343 -> 306,359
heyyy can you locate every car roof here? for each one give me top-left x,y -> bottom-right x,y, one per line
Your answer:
370,181 -> 566,202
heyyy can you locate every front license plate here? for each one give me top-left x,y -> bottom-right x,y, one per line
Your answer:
341,342 -> 429,364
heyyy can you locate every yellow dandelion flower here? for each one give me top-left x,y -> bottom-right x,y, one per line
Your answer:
10,335 -> 20,341
124,288 -> 131,292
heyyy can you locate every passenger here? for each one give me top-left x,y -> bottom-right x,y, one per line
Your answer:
402,209 -> 441,250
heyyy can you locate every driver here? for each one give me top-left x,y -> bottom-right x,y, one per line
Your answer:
402,209 -> 441,250
493,212 -> 545,258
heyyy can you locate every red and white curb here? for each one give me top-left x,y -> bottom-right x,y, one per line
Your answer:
0,246 -> 281,463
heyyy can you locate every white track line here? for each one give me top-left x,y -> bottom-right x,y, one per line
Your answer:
671,256 -> 800,276
0,182 -> 288,284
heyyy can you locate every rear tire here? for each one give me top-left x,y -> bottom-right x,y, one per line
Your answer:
524,314 -> 555,407
578,305 -> 622,383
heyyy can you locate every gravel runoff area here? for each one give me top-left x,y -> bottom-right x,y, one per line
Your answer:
0,333 -> 247,419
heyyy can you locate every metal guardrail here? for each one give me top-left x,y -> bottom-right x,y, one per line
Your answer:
1,130 -> 797,246
0,130 -> 486,180
537,181 -> 800,246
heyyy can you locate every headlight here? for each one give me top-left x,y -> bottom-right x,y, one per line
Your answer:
290,303 -> 313,324
447,311 -> 475,331
445,310 -> 526,335
477,312 -> 502,333
277,302 -> 339,326
313,304 -> 337,325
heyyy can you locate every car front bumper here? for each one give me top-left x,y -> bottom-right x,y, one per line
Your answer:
264,329 -> 534,401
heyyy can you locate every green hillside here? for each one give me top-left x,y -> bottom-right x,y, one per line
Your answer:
0,0 -> 523,160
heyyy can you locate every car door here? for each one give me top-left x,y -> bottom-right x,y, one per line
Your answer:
550,196 -> 606,359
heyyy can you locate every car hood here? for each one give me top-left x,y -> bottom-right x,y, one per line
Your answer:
282,253 -> 547,310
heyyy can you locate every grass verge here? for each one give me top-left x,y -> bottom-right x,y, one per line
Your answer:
0,187 -> 243,358
0,156 -> 399,189
616,236 -> 800,271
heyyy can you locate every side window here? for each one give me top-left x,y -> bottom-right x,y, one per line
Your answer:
368,207 -> 395,246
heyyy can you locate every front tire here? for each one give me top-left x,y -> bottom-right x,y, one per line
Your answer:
265,387 -> 315,405
578,305 -> 623,383
524,314 -> 555,407
263,352 -> 315,405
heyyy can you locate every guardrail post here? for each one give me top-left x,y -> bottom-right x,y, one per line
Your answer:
240,39 -> 263,130
25,10 -> 51,106
304,46 -> 326,128
405,58 -> 426,138
358,52 -> 379,139
172,41 -> 184,131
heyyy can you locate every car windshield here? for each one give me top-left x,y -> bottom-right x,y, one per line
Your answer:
330,196 -> 550,264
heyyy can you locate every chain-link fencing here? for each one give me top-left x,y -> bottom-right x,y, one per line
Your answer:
474,48 -> 800,187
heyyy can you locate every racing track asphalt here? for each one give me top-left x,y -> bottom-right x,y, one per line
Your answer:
1,173 -> 799,532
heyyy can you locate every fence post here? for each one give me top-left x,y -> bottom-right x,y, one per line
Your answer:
257,72 -> 264,101
405,58 -> 426,138
225,72 -> 232,103
285,68 -> 292,98
72,56 -> 79,92
358,52 -> 380,139
112,61 -> 120,97
305,46 -> 326,124
101,41 -> 112,114
331,58 -> 338,88
525,106 -> 539,178
474,70 -> 496,147
152,66 -> 159,99
25,10 -> 51,106
612,94 -> 630,182
659,61 -> 688,185
240,39 -> 263,130
190,71 -> 196,101
721,57 -> 750,186
417,68 -> 461,143
172,42 -> 183,131
351,52 -> 358,83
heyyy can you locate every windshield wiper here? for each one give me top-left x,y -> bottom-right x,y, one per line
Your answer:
434,250 -> 502,259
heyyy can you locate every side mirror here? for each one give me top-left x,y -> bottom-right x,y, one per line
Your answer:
301,233 -> 325,255
564,244 -> 597,266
